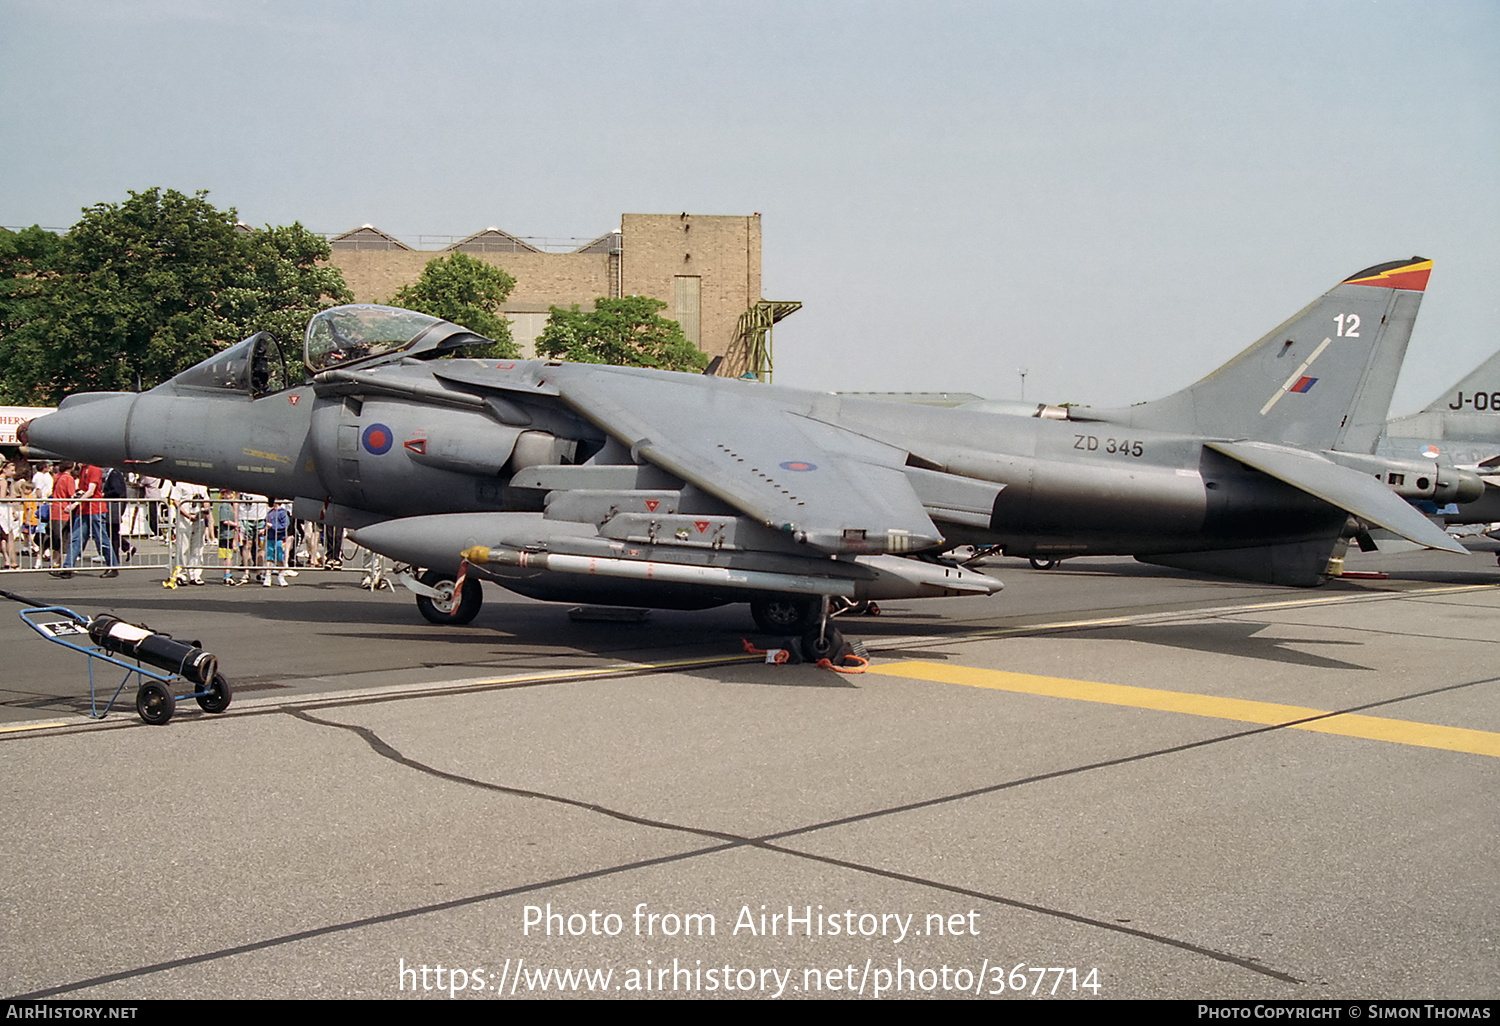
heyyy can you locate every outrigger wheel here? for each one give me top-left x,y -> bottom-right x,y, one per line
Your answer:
798,594 -> 856,664
801,625 -> 847,663
136,682 -> 175,726
415,568 -> 483,625
1029,557 -> 1061,570
196,673 -> 233,714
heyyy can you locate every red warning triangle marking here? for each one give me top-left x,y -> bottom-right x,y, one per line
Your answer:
404,438 -> 426,454
645,499 -> 659,512
695,520 -> 709,533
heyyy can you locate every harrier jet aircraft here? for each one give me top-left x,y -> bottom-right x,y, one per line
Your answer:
22,257 -> 1480,642
1379,346 -> 1500,531
1382,346 -> 1500,467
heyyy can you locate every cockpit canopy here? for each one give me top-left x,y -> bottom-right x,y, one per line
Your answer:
164,305 -> 497,397
166,331 -> 293,397
305,305 -> 492,374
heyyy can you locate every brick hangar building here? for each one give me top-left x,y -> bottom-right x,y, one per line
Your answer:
324,213 -> 799,379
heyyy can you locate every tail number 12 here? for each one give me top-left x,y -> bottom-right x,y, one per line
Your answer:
1334,313 -> 1360,337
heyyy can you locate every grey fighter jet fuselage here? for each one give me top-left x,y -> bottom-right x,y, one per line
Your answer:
23,258 -> 1480,631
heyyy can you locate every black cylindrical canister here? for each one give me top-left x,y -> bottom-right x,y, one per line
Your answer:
87,615 -> 218,686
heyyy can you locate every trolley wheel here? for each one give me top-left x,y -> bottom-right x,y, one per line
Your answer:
750,594 -> 820,634
801,625 -> 845,663
1029,557 -> 1060,570
136,682 -> 175,725
415,568 -> 483,625
196,673 -> 232,714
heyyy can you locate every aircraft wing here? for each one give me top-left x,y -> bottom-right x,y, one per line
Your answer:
1206,440 -> 1467,554
556,370 -> 943,555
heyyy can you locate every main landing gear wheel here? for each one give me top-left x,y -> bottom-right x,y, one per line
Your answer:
195,673 -> 232,714
415,568 -> 483,625
1029,557 -> 1061,570
750,594 -> 821,635
136,682 -> 175,725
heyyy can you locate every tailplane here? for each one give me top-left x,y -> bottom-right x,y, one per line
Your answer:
1082,258 -> 1432,453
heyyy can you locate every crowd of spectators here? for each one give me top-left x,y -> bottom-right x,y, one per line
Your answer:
0,458 -> 386,587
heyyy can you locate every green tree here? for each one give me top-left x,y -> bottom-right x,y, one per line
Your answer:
388,251 -> 519,359
0,225 -> 65,352
0,188 -> 351,404
536,295 -> 708,371
225,222 -> 354,347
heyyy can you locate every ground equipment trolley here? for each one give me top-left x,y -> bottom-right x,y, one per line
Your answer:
16,603 -> 231,725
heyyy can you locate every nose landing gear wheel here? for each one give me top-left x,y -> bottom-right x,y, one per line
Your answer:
1029,557 -> 1060,570
415,569 -> 483,625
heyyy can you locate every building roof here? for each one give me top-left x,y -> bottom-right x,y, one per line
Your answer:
573,231 -> 622,255
328,225 -> 412,251
447,227 -> 541,254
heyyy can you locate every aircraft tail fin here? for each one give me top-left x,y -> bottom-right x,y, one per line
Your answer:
1382,344 -> 1500,457
1414,348 -> 1500,415
1083,258 -> 1432,453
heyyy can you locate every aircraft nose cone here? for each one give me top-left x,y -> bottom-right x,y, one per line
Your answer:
24,392 -> 137,467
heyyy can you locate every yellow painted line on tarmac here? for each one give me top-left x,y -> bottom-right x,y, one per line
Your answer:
947,583 -> 1500,643
868,661 -> 1500,759
0,721 -> 70,735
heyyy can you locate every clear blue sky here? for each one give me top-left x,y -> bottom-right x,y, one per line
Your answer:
3,0 -> 1496,414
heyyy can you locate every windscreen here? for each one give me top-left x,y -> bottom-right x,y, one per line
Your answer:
305,305 -> 443,373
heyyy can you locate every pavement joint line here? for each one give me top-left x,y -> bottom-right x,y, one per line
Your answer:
456,652 -> 765,689
0,652 -> 766,735
870,661 -> 1500,759
267,652 -> 764,714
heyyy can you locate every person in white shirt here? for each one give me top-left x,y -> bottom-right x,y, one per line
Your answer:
31,463 -> 53,500
169,480 -> 210,585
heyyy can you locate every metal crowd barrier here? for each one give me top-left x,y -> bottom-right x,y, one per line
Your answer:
0,497 -> 378,579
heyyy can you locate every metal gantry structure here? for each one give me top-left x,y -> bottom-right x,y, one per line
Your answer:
728,300 -> 802,382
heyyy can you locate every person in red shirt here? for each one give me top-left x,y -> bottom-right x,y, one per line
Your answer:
46,463 -> 76,572
64,464 -> 116,575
